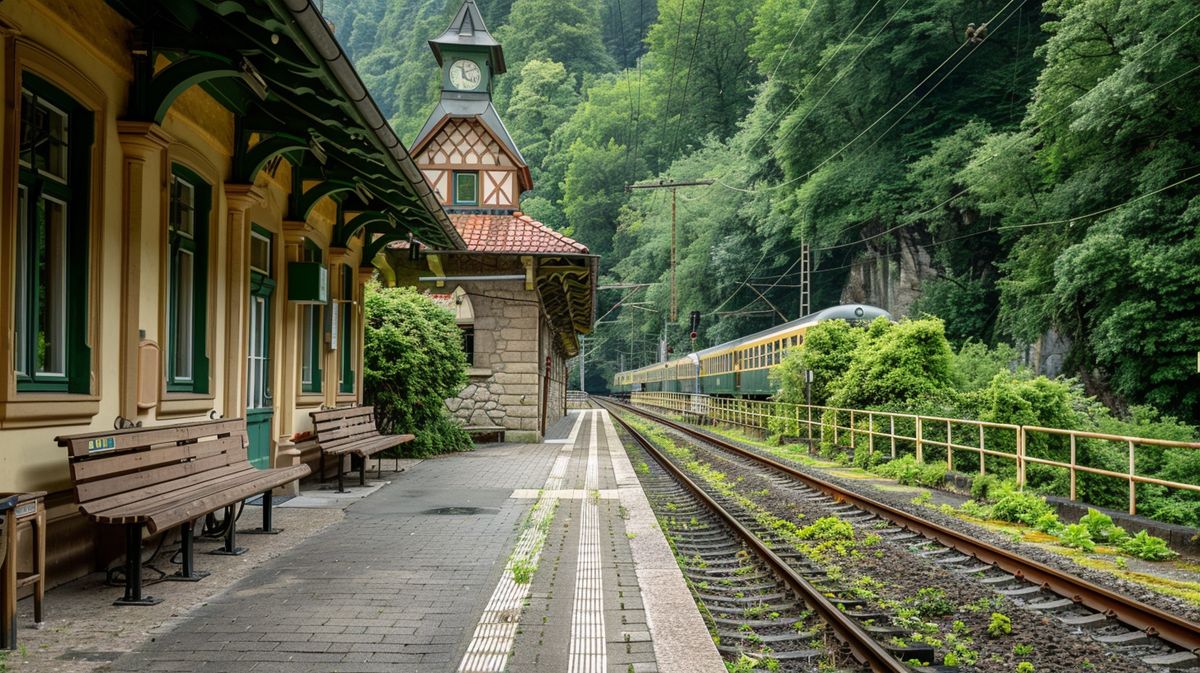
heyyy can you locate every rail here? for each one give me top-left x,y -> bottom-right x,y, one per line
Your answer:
630,392 -> 1200,516
604,402 -> 912,673
608,397 -> 1200,656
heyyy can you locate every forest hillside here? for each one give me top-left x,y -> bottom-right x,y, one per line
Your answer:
323,0 -> 1200,426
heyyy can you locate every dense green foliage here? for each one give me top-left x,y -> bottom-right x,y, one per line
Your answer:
775,318 -> 1199,525
326,0 -> 1198,514
362,284 -> 473,456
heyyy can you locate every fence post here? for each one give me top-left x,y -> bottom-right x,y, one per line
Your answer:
915,416 -> 923,463
946,420 -> 953,471
978,425 -> 985,475
1016,428 -> 1026,488
1128,440 -> 1136,515
890,416 -> 896,459
849,410 -> 856,451
868,413 -> 874,459
1069,434 -> 1077,502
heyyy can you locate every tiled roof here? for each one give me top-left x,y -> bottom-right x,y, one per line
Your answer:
393,212 -> 589,254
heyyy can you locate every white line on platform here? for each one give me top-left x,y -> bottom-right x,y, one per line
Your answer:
568,410 -> 607,673
457,412 -> 584,673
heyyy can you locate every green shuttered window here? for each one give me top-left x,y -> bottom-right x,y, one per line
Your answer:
300,240 -> 323,393
14,72 -> 93,393
167,164 -> 211,393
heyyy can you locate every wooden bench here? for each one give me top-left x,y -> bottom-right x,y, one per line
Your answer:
464,425 -> 506,443
310,406 -> 414,493
56,419 -> 310,606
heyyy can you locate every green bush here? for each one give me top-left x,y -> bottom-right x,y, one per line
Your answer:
987,612 -> 1012,637
971,473 -> 1005,501
773,319 -> 866,406
874,455 -> 947,489
1119,531 -> 1177,561
797,516 -> 855,541
1078,509 -> 1127,545
829,318 -> 958,410
1060,524 -> 1096,552
989,487 -> 1054,526
363,284 -> 472,457
1032,511 -> 1063,534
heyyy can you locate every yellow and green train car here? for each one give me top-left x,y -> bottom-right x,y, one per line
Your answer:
613,304 -> 891,398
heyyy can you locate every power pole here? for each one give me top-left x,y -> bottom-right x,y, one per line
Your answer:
625,179 -> 713,322
800,243 -> 811,317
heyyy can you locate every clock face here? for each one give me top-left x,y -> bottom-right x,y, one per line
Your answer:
449,59 -> 482,90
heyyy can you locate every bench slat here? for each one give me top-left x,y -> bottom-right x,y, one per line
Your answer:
56,419 -> 247,459
94,466 -> 271,521
138,465 -> 309,533
74,441 -> 247,504
70,435 -> 245,484
82,463 -> 254,519
309,406 -> 374,423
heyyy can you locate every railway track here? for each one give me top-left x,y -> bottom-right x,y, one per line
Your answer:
610,406 -> 919,672
601,397 -> 1200,671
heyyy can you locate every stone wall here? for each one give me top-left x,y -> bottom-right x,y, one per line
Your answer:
441,278 -> 545,442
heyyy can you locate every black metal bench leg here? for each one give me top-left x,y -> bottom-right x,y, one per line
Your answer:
165,520 -> 210,582
244,490 -> 283,535
114,524 -> 162,606
360,454 -> 367,486
337,457 -> 348,494
210,505 -> 247,556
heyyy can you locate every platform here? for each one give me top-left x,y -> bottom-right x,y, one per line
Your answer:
93,409 -> 722,673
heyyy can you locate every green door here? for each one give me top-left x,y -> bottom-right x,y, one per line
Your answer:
246,273 -> 275,468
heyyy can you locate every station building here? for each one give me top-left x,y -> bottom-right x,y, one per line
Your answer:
380,0 -> 597,442
0,0 -> 474,585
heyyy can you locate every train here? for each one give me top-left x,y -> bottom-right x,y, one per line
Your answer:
611,304 -> 892,398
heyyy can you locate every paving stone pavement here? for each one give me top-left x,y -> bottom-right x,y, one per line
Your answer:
104,443 -> 560,673
100,410 -> 714,673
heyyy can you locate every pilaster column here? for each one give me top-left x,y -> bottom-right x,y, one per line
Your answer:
222,184 -> 265,419
116,122 -> 172,420
357,267 -> 375,403
326,247 -> 351,405
277,221 -> 312,450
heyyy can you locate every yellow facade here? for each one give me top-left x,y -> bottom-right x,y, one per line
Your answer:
0,0 -> 411,583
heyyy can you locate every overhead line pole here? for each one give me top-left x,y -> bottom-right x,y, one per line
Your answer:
625,179 -> 713,323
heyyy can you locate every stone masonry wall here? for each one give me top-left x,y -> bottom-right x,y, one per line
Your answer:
442,279 -> 545,442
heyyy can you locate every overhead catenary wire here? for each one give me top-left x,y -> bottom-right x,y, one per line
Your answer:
717,0 -> 1022,196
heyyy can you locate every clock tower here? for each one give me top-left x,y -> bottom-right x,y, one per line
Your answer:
412,0 -> 532,212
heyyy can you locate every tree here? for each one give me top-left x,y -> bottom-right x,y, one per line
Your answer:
506,60 -> 580,171
363,284 -> 472,456
773,319 -> 865,405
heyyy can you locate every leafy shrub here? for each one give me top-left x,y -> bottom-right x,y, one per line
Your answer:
797,516 -> 855,541
960,499 -> 993,519
1060,524 -> 1096,552
987,612 -> 1012,637
874,455 -> 947,488
773,319 -> 866,406
989,487 -> 1054,526
830,318 -> 958,410
363,284 -> 471,457
1016,663 -> 1035,673
1120,531 -> 1177,561
912,587 -> 955,618
1033,512 -> 1063,534
1078,509 -> 1127,545
971,473 -> 1005,501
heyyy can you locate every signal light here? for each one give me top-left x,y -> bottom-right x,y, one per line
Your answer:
690,331 -> 697,340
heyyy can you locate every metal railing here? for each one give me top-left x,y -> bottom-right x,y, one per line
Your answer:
566,390 -> 591,409
630,392 -> 1200,516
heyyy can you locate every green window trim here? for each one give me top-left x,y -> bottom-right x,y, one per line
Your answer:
166,163 -> 211,394
300,240 -> 324,394
14,72 -> 93,394
453,171 -> 478,206
339,264 -> 355,395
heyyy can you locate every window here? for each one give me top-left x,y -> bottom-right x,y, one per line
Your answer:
167,164 -> 211,393
339,264 -> 355,395
13,73 -> 93,393
460,325 -> 475,366
453,171 -> 478,206
300,240 -> 323,393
